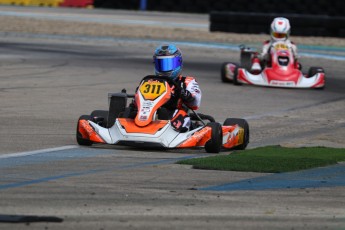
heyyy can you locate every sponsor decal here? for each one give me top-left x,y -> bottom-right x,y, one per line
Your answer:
193,127 -> 211,141
140,102 -> 153,113
270,80 -> 295,86
173,120 -> 182,129
191,83 -> 201,93
82,121 -> 95,136
226,127 -> 238,142
274,43 -> 288,50
238,129 -> 244,145
139,115 -> 148,121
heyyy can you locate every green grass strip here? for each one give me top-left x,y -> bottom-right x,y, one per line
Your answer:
178,146 -> 345,173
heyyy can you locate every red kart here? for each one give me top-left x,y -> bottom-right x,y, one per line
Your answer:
221,42 -> 325,89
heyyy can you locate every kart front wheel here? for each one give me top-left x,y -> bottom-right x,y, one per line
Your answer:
221,62 -> 232,83
76,115 -> 93,146
232,67 -> 242,85
90,110 -> 109,128
223,118 -> 249,150
205,122 -> 223,153
307,67 -> 324,78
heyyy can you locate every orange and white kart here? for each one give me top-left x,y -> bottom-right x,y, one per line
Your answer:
76,75 -> 249,153
221,42 -> 325,89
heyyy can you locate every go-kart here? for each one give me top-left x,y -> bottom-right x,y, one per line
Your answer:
76,75 -> 249,153
221,42 -> 325,89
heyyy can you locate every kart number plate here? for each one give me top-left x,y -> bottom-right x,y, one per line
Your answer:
274,43 -> 288,50
270,80 -> 295,86
139,80 -> 167,100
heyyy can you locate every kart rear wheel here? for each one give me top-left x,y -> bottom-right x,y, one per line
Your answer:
205,122 -> 223,153
76,115 -> 93,146
240,51 -> 253,71
90,110 -> 108,128
223,118 -> 249,150
307,67 -> 324,78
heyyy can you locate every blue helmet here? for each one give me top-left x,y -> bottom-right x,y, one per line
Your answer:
153,44 -> 183,80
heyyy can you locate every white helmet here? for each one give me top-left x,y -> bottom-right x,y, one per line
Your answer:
270,17 -> 291,41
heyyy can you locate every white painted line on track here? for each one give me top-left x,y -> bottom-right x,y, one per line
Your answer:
0,145 -> 79,159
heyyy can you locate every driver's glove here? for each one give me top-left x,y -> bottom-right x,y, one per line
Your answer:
181,89 -> 194,103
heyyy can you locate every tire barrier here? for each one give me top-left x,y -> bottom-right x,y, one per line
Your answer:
91,0 -> 344,38
0,0 -> 30,5
93,0 -> 139,10
30,0 -> 63,7
210,12 -> 345,38
0,0 -> 93,7
59,0 -> 93,7
93,0 -> 344,17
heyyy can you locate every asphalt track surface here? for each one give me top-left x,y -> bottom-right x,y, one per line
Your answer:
0,8 -> 345,230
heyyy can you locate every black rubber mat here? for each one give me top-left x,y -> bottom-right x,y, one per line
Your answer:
0,214 -> 63,223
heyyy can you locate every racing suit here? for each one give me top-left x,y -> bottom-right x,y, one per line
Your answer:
163,75 -> 202,132
261,39 -> 298,62
252,40 -> 299,72
130,75 -> 202,132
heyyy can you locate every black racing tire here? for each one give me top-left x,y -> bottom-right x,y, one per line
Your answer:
90,110 -> 109,128
233,67 -> 242,85
204,122 -> 223,153
189,113 -> 216,123
76,115 -> 93,146
91,110 -> 108,117
221,62 -> 232,83
108,93 -> 127,128
307,66 -> 325,78
223,118 -> 249,150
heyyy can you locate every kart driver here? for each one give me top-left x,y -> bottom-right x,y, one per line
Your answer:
151,44 -> 202,132
251,17 -> 299,72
